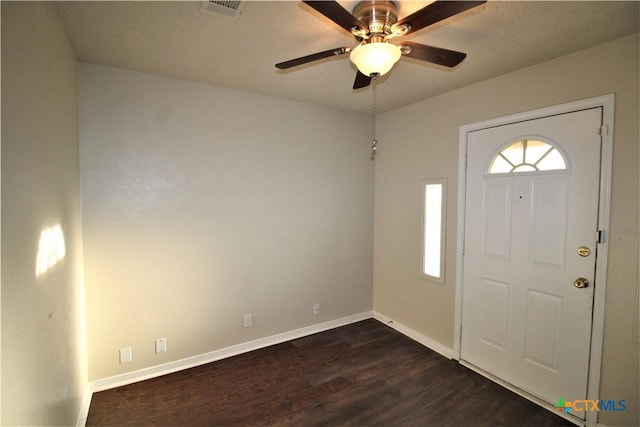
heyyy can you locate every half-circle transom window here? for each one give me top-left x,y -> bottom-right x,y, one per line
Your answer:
488,139 -> 567,174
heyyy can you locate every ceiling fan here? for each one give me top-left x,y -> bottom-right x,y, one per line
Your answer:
276,1 -> 486,89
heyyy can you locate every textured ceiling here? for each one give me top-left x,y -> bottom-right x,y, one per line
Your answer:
56,1 -> 639,113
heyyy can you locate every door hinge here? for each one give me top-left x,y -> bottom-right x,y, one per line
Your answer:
598,124 -> 609,136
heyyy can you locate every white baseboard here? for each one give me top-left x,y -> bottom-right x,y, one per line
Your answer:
76,385 -> 92,427
372,311 -> 455,359
89,311 -> 373,393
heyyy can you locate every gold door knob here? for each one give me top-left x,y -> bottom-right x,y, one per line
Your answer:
574,277 -> 589,288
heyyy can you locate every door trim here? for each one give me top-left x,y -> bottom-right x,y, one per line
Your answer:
454,94 -> 614,427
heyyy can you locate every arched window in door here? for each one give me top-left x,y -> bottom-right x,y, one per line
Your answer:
488,139 -> 567,174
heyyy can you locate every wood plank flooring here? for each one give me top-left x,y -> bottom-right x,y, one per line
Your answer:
86,319 -> 573,426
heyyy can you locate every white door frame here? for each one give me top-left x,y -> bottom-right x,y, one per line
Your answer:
454,94 -> 614,427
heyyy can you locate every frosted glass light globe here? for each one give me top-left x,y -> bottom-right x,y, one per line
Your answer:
350,42 -> 401,77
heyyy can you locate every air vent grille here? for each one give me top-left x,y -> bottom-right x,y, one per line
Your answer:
202,0 -> 243,19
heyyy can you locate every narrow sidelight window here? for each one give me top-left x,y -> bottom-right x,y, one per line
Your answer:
422,179 -> 446,282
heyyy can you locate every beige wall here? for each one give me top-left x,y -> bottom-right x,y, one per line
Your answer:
373,33 -> 639,426
1,2 -> 88,425
79,64 -> 374,380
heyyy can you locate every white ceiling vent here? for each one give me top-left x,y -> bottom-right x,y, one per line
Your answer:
201,1 -> 244,20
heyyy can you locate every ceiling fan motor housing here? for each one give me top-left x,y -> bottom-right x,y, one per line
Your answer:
352,1 -> 399,40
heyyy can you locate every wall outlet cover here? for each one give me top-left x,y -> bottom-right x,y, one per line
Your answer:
155,338 -> 167,353
244,313 -> 253,328
119,347 -> 133,364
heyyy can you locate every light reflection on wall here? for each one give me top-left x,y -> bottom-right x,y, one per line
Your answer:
36,225 -> 66,277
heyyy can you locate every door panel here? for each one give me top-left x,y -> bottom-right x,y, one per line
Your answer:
483,180 -> 512,259
479,278 -> 509,349
524,289 -> 562,371
531,177 -> 568,267
461,108 -> 602,420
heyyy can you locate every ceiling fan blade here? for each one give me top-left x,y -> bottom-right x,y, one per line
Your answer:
353,70 -> 372,90
303,1 -> 368,36
394,1 -> 486,36
275,47 -> 350,69
400,42 -> 467,67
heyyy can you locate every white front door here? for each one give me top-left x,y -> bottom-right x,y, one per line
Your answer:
460,108 -> 602,420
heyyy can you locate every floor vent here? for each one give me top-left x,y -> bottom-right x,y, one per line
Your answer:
201,0 -> 244,19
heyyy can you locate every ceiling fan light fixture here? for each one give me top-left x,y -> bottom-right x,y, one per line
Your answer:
350,42 -> 401,77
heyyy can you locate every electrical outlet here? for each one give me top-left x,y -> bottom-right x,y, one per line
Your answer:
244,313 -> 253,328
155,338 -> 167,354
119,347 -> 132,364
313,303 -> 320,315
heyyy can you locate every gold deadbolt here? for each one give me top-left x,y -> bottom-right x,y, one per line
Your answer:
574,277 -> 589,289
577,246 -> 591,257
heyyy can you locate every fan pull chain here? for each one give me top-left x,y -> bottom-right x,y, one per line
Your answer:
371,77 -> 378,160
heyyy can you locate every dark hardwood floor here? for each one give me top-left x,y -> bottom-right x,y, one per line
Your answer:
86,319 -> 572,426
